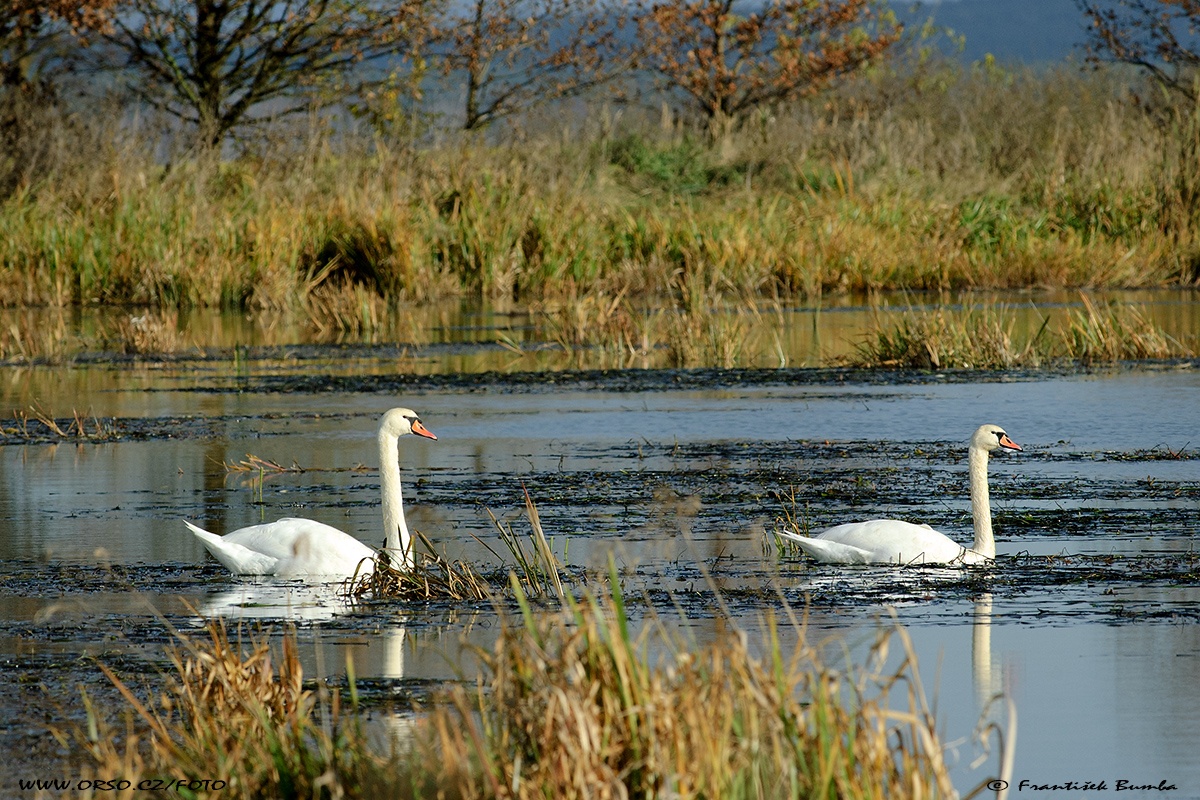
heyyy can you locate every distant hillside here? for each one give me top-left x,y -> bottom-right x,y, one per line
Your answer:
890,0 -> 1090,65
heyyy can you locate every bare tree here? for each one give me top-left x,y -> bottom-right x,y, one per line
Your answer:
103,0 -> 433,147
433,0 -> 629,131
633,0 -> 900,136
2,1 -> 112,88
1077,0 -> 1200,103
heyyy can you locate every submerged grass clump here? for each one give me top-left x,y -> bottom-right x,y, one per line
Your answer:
76,580 -> 972,799
350,488 -> 570,602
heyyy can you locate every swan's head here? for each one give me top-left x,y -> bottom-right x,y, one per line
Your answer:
380,407 -> 437,441
972,424 -> 1021,454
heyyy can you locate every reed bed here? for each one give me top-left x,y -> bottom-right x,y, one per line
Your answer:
848,295 -> 1194,369
74,580 -> 970,799
72,620 -> 380,799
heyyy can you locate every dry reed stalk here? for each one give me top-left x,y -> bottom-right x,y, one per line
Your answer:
71,620 -> 387,798
8,404 -> 116,440
223,454 -> 301,474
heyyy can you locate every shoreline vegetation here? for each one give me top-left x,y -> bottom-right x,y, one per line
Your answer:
4,66 -> 1200,312
4,61 -> 1200,368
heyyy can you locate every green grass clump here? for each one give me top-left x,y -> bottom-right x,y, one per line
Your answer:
1062,293 -> 1185,364
848,305 -> 1042,370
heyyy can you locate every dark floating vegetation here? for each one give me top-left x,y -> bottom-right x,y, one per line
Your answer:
4,550 -> 1197,625
349,492 -> 581,604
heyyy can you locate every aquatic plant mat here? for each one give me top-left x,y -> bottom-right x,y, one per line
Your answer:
4,360 -> 1200,448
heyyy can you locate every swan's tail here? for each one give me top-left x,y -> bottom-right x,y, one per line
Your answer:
184,520 -> 278,575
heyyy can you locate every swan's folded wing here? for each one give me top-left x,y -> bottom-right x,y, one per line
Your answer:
774,529 -> 875,564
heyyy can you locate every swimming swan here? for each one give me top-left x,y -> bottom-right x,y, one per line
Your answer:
185,408 -> 436,578
777,424 -> 1022,565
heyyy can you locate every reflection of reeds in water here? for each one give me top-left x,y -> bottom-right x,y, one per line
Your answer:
530,290 -> 778,369
77,581 -> 971,799
107,311 -> 183,355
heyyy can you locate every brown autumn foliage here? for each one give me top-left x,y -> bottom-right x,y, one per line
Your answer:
435,0 -> 631,130
633,0 -> 901,135
0,0 -> 115,197
0,0 -> 113,87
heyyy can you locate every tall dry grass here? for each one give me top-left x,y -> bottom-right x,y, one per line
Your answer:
73,621 -> 380,799
74,581 -> 972,799
419,579 -> 960,800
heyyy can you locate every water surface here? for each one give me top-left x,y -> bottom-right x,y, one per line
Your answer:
1,293 -> 1198,797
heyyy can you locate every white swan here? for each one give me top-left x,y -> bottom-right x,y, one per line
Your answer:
777,424 -> 1022,565
184,407 -> 436,578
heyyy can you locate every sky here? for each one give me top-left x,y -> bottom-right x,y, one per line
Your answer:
891,0 -> 1090,64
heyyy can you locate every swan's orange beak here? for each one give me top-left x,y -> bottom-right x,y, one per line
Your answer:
411,420 -> 437,441
998,433 -> 1021,451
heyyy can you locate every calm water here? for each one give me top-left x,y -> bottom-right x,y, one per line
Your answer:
1,293 -> 1199,797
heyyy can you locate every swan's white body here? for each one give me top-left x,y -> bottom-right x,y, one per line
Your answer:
778,424 -> 1022,565
186,408 -> 436,578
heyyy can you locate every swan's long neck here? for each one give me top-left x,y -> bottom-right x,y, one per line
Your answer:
378,428 -> 413,569
968,443 -> 995,559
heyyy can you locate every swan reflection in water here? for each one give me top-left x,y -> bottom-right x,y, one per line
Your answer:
196,580 -> 416,748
